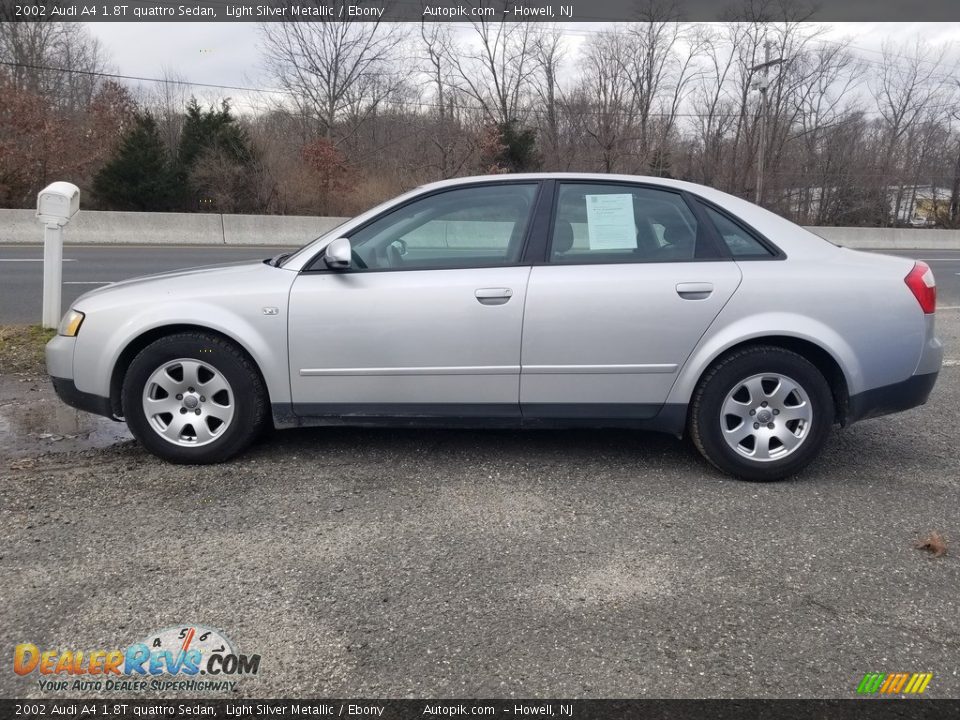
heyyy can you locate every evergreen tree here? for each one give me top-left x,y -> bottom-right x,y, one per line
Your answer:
178,98 -> 253,169
176,98 -> 257,211
480,120 -> 540,173
92,112 -> 178,211
650,148 -> 674,179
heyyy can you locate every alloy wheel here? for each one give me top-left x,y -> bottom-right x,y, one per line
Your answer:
720,372 -> 813,462
142,358 -> 235,447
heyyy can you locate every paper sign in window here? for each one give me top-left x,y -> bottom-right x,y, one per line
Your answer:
585,194 -> 636,250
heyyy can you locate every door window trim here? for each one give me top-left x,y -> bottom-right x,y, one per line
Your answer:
301,180 -> 548,274
542,180 -> 730,265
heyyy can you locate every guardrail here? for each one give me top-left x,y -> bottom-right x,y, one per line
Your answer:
801,226 -> 960,249
0,209 -> 349,247
1,208 -> 959,249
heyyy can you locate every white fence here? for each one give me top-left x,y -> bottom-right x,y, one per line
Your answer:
2,208 -> 959,249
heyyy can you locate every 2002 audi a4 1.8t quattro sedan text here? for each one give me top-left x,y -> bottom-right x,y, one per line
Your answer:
46,174 -> 942,481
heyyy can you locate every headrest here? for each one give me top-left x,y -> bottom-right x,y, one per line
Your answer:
553,220 -> 574,253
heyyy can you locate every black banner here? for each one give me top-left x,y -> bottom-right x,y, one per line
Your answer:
4,699 -> 960,719
2,0 -> 960,23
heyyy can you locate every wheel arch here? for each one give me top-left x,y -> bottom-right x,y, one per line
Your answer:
109,324 -> 270,419
702,337 -> 850,424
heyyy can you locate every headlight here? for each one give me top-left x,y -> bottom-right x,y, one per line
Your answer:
58,309 -> 85,337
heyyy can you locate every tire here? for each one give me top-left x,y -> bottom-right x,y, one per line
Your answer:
121,332 -> 267,464
689,346 -> 834,482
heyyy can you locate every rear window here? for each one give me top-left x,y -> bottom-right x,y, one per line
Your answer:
702,206 -> 773,258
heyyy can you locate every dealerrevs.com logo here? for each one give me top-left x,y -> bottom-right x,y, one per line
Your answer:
14,624 -> 261,693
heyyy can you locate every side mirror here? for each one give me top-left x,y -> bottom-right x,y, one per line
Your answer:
324,237 -> 352,270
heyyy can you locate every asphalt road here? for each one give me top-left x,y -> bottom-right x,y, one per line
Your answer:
0,245 -> 292,324
879,249 -> 960,307
1,311 -> 958,699
1,244 -> 960,324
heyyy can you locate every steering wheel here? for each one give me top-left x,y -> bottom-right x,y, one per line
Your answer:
386,244 -> 403,268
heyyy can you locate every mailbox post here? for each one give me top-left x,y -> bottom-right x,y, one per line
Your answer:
36,182 -> 80,329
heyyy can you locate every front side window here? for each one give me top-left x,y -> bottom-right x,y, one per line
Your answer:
549,184 -> 707,263
344,183 -> 538,271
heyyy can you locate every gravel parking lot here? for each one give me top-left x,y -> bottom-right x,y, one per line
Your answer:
1,312 -> 958,700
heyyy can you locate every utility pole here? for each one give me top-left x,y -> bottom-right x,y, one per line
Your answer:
751,39 -> 785,205
950,107 -> 960,227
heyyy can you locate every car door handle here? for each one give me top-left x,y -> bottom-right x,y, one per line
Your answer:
676,282 -> 714,300
475,288 -> 513,305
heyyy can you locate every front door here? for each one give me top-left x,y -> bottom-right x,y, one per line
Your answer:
288,182 -> 541,418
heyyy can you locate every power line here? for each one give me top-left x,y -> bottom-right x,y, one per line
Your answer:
0,58 -> 748,117
434,19 -> 960,83
0,59 -> 279,96
2,50 -> 957,120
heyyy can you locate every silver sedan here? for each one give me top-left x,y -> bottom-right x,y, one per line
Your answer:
46,174 -> 943,480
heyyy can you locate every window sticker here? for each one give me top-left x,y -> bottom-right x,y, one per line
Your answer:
585,194 -> 636,250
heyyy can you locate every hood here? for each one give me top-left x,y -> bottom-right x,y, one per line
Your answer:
76,260 -> 275,299
71,259 -> 296,312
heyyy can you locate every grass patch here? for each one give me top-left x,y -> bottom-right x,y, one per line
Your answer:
0,324 -> 57,376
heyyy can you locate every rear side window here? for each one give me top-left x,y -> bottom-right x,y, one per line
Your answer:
702,206 -> 773,258
549,184 -> 713,263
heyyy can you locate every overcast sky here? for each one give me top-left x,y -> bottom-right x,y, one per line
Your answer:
85,21 -> 960,111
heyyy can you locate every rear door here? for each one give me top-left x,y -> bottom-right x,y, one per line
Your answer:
520,182 -> 742,418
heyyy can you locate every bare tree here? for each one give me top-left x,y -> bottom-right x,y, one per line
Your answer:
688,25 -> 739,185
870,39 -> 953,224
577,30 -> 637,173
949,93 -> 960,227
447,14 -> 539,126
260,13 -> 408,142
782,40 -> 864,222
418,23 -> 474,179
0,21 -> 107,113
531,24 -> 567,169
142,65 -> 191,153
619,1 -> 691,170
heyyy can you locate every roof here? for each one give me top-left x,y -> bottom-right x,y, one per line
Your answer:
419,172 -> 713,195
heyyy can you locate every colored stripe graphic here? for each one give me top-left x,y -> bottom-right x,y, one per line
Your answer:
857,673 -> 885,694
857,673 -> 933,695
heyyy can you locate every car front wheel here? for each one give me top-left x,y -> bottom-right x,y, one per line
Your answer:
121,332 -> 267,463
689,346 -> 834,481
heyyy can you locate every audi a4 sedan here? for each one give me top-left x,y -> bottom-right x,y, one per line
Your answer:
46,174 -> 942,480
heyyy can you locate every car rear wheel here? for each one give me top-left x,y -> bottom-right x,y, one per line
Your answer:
689,346 -> 834,481
122,332 -> 267,464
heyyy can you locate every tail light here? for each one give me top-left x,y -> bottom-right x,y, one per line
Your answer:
904,261 -> 936,314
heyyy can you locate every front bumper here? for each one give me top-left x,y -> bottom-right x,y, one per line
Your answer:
46,333 -> 115,419
50,377 -> 114,419
45,334 -> 76,380
846,371 -> 939,423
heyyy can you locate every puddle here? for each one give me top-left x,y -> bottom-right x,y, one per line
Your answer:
0,376 -> 132,459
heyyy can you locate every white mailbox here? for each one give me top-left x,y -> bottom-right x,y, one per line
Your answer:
37,181 -> 80,328
37,181 -> 80,226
